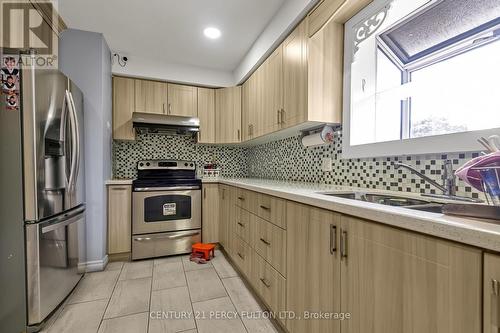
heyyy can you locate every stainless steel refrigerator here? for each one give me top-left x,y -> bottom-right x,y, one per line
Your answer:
0,52 -> 86,332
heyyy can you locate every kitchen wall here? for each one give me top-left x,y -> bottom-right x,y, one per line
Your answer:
246,133 -> 482,199
113,132 -> 482,199
59,29 -> 112,271
113,134 -> 248,179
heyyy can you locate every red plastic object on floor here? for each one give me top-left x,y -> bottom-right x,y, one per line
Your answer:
191,243 -> 216,260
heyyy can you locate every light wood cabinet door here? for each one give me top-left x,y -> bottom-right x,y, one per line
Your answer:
197,87 -> 216,143
202,184 -> 219,243
167,83 -> 198,117
242,76 -> 259,140
251,214 -> 286,276
340,215 -> 482,333
215,86 -> 242,143
219,185 -> 236,252
308,19 -> 343,124
135,79 -> 167,114
112,77 -> 135,140
484,253 -> 500,333
107,185 -> 132,254
262,46 -> 283,135
282,20 -> 308,128
286,201 -> 341,333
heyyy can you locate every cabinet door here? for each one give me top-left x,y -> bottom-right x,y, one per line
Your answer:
262,46 -> 283,135
135,79 -> 167,114
253,66 -> 265,138
282,20 -> 308,128
218,185 -> 230,248
307,19 -> 343,124
215,86 -> 242,143
286,202 -> 341,333
197,87 -> 216,143
484,253 -> 500,333
340,215 -> 482,333
113,77 -> 135,140
167,83 -> 198,117
107,185 -> 132,254
202,184 -> 219,243
242,75 -> 258,140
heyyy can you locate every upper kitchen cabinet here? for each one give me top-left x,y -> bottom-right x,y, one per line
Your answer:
167,83 -> 198,117
113,77 -> 135,140
307,18 -> 343,124
197,87 -> 216,143
216,86 -> 242,143
262,45 -> 283,135
282,20 -> 308,128
135,79 -> 168,114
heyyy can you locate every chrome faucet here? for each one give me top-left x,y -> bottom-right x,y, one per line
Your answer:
394,160 -> 481,203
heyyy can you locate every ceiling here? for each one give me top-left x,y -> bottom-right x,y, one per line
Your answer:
58,0 -> 287,71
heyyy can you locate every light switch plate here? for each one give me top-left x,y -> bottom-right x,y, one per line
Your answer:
322,158 -> 332,172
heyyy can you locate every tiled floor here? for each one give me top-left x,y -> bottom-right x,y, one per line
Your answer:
41,250 -> 279,333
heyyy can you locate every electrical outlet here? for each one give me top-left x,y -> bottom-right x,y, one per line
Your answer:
322,158 -> 332,172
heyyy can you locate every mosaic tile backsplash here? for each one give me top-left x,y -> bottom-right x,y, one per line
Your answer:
113,134 -> 248,179
246,133 -> 482,199
113,132 -> 481,199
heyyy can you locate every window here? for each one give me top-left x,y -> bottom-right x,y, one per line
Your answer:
343,0 -> 500,158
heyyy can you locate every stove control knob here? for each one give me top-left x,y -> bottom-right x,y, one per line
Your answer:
139,162 -> 144,167
184,163 -> 188,166
146,162 -> 150,166
190,163 -> 194,167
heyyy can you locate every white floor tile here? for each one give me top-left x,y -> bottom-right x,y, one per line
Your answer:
98,312 -> 148,333
119,260 -> 153,281
48,299 -> 107,333
149,286 -> 196,333
68,270 -> 120,304
104,277 -> 151,319
193,297 -> 246,333
185,268 -> 227,303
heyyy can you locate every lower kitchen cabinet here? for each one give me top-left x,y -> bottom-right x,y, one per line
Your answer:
202,184 -> 219,243
340,215 -> 482,333
286,202 -> 341,333
107,185 -> 132,255
484,253 -> 500,333
219,185 -> 236,252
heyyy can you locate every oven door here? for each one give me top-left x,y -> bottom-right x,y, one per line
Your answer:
132,189 -> 201,235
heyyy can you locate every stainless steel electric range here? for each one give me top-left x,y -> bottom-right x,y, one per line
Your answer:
131,160 -> 201,260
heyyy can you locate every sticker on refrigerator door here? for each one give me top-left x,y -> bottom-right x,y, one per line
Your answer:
163,203 -> 176,216
1,54 -> 20,111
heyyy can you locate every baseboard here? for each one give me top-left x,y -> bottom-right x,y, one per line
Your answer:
84,255 -> 109,272
108,252 -> 131,262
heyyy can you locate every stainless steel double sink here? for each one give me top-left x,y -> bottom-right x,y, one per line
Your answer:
318,192 -> 445,213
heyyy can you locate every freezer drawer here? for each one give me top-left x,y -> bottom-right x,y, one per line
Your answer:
26,206 -> 86,327
132,229 -> 201,260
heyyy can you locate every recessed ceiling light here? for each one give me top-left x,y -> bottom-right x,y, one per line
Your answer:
204,27 -> 221,39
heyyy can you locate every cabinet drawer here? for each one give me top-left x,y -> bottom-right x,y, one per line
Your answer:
257,193 -> 286,229
235,188 -> 258,212
252,252 -> 286,321
234,206 -> 251,244
251,215 -> 286,276
232,234 -> 253,278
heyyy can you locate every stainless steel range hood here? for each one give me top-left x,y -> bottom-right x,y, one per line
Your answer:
132,112 -> 200,136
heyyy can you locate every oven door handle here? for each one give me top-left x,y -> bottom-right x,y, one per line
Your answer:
134,186 -> 201,191
133,230 -> 201,242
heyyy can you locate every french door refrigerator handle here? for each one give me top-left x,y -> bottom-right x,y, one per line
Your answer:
66,90 -> 80,196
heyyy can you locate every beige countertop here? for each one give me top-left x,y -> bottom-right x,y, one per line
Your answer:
105,179 -> 133,185
202,177 -> 500,252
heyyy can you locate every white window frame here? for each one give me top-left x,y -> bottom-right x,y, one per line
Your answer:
342,0 -> 500,159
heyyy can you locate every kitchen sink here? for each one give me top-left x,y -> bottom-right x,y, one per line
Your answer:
319,192 -> 445,213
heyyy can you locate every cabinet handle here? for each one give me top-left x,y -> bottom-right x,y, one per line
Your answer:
260,277 -> 271,288
330,224 -> 337,254
260,238 -> 271,246
259,205 -> 270,211
203,188 -> 206,199
340,230 -> 348,259
168,103 -> 172,114
281,108 -> 285,123
237,196 -> 245,201
237,129 -> 240,141
492,279 -> 500,331
277,109 -> 280,124
237,252 -> 244,260
237,222 -> 245,228
162,103 -> 166,114
222,188 -> 225,200
111,187 -> 128,190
